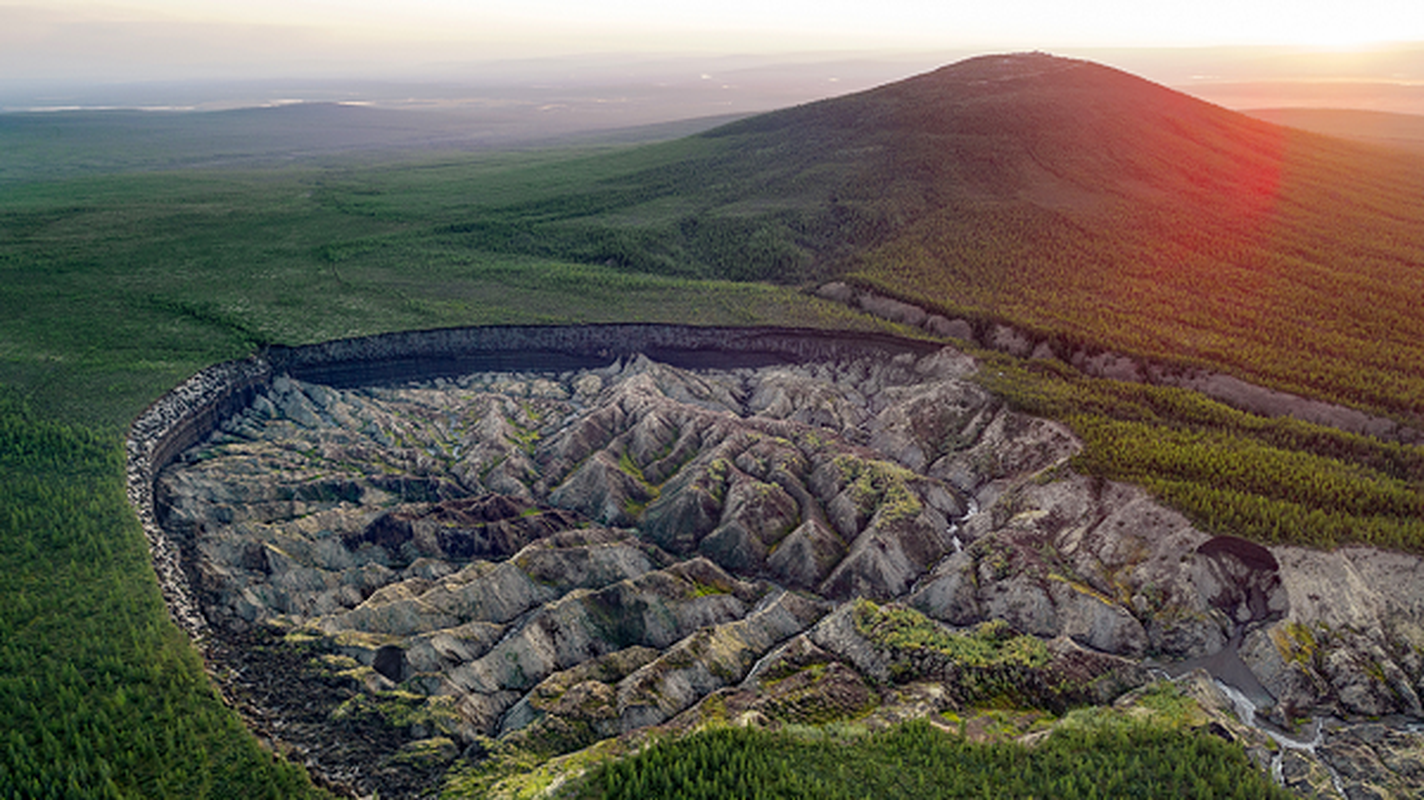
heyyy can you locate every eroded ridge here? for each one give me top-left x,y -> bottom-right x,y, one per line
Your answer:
155,349 -> 1424,799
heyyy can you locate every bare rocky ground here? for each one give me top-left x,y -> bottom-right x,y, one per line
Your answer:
155,348 -> 1424,799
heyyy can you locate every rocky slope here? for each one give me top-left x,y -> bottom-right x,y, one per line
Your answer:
154,346 -> 1424,798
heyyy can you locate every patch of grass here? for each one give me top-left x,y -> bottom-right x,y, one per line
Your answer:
1271,621 -> 1321,667
852,600 -> 1049,669
331,691 -> 462,736
830,455 -> 924,524
444,733 -> 634,800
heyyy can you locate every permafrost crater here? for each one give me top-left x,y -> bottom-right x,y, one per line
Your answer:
130,326 -> 1424,799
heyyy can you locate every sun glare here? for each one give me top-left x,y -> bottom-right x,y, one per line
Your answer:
1262,13 -> 1403,49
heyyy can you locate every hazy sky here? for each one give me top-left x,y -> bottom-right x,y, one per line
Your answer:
6,0 -> 1422,85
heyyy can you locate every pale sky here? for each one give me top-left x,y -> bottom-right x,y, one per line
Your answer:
5,0 -> 1422,85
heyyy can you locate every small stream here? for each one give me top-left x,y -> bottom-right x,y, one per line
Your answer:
946,495 -> 980,545
1154,590 -> 1347,798
1213,679 -> 1347,797
909,493 -> 979,596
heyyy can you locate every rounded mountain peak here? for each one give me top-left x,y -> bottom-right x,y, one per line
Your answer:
919,51 -> 1090,82
706,51 -> 1288,213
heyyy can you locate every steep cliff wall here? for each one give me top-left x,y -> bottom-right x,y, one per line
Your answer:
126,356 -> 272,637
264,324 -> 940,388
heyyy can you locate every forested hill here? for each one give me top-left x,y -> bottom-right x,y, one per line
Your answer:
703,52 -> 1299,214
460,52 -> 1424,424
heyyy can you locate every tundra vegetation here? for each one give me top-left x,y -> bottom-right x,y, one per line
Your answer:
4,53 -> 1424,796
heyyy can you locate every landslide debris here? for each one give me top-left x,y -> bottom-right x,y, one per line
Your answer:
155,348 -> 1424,799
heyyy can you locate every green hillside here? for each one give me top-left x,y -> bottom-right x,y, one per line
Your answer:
838,60 -> 1424,422
277,55 -> 1424,421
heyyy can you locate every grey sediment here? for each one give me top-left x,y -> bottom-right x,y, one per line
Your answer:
124,323 -> 942,636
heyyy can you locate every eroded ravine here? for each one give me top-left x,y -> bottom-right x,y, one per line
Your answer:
133,328 -> 1424,799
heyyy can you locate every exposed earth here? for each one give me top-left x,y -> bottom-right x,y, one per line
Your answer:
153,346 -> 1424,799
